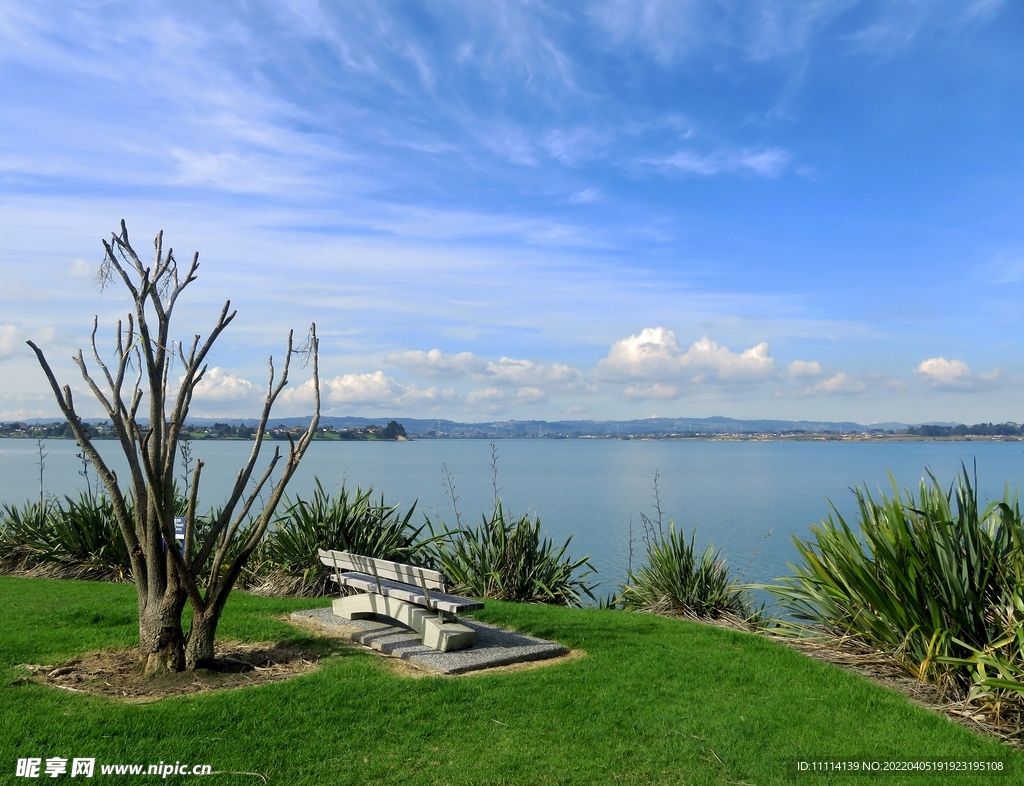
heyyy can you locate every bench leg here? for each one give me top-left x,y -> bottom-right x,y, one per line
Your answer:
333,594 -> 475,652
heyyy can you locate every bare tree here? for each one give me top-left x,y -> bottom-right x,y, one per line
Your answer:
28,221 -> 320,674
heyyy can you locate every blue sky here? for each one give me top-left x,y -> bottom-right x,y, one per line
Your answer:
1,0 -> 1022,424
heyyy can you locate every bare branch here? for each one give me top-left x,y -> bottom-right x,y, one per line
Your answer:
206,448 -> 282,593
183,460 -> 204,565
211,325 -> 320,599
26,341 -> 142,566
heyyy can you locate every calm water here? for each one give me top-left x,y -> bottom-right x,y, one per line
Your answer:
3,438 -> 1023,602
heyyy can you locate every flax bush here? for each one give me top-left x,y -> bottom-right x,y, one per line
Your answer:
618,523 -> 752,618
252,479 -> 424,597
427,501 -> 596,606
0,492 -> 132,581
615,473 -> 754,619
769,466 -> 1024,706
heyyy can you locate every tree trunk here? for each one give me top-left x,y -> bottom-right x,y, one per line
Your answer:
138,595 -> 187,676
184,606 -> 220,671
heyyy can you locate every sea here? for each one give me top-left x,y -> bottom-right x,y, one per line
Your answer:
2,437 -> 1022,607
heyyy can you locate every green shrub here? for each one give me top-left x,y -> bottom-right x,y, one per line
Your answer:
252,479 -> 423,597
0,499 -> 51,572
769,467 -> 1024,698
0,492 -> 132,581
615,474 -> 754,620
427,501 -> 596,606
618,522 -> 752,618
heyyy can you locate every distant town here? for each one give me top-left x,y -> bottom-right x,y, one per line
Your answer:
0,420 -> 409,442
2,417 -> 1021,442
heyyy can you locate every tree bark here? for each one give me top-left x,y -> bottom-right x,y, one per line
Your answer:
184,605 -> 221,671
138,593 -> 187,676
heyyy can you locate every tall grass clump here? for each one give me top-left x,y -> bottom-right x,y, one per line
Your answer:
617,475 -> 754,619
252,479 -> 424,597
428,500 -> 597,605
426,451 -> 596,606
0,492 -> 132,581
619,524 -> 752,618
769,466 -> 1024,708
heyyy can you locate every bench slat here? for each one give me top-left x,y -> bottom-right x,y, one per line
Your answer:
318,549 -> 447,591
332,572 -> 484,614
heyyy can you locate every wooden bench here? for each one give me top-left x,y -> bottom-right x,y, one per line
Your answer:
318,549 -> 483,652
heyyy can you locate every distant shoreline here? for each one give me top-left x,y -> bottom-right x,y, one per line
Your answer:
0,433 -> 1020,443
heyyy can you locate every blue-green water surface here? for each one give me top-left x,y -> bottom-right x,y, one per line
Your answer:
2,437 -> 1022,602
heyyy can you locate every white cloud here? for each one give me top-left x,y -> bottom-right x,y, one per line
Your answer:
794,372 -> 866,397
465,387 -> 506,406
591,0 -> 860,64
483,357 -> 586,389
385,348 -> 485,376
543,127 -> 609,166
387,348 -> 586,391
916,357 -> 1004,390
515,386 -> 547,404
69,258 -> 93,278
916,356 -> 970,387
651,147 -> 791,178
787,359 -> 821,377
598,327 -> 775,385
325,371 -> 403,406
984,254 -> 1024,284
0,325 -> 51,363
624,382 -> 680,400
0,325 -> 24,361
191,367 -> 259,402
964,0 -> 1007,21
568,188 -> 602,204
589,0 -> 711,65
460,384 -> 547,413
168,148 -> 313,195
885,379 -> 909,394
817,373 -> 866,395
282,371 -> 458,411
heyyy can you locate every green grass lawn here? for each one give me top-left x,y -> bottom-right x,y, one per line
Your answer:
0,576 -> 1019,785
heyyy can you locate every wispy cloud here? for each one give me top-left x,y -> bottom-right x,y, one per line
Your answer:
568,187 -> 602,204
982,253 -> 1024,284
0,0 -> 1019,426
647,147 -> 791,177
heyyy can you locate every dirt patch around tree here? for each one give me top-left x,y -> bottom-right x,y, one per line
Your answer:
13,639 -> 342,703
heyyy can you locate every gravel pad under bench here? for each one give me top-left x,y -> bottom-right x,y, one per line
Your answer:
292,607 -> 568,674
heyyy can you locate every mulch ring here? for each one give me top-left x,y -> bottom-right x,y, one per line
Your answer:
13,640 -> 334,703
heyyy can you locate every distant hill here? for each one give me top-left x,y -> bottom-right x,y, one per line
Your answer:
25,415 -> 1016,439
26,414 -> 911,437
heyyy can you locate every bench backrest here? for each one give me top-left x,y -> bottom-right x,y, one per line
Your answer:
318,549 -> 447,592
